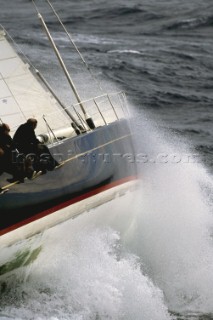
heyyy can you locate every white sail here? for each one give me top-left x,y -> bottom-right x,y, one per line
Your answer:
0,28 -> 71,136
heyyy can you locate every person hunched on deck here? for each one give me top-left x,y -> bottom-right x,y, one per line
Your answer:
0,122 -> 35,183
0,123 -> 25,186
12,118 -> 59,176
0,123 -> 13,176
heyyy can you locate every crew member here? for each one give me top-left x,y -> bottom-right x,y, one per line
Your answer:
0,123 -> 13,175
13,118 -> 58,173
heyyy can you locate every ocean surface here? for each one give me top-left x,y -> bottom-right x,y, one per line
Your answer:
0,0 -> 213,319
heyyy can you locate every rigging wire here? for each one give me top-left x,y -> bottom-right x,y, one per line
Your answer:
32,0 -> 39,15
32,0 -> 98,129
43,0 -> 104,92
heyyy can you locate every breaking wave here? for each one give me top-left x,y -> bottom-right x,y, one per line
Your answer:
0,216 -> 171,320
126,109 -> 213,316
165,15 -> 213,30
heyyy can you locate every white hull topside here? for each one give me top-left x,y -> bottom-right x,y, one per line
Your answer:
0,179 -> 138,250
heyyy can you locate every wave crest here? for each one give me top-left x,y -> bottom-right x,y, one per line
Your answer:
165,15 -> 213,30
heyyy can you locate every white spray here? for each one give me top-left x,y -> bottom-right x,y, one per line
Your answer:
122,108 -> 213,315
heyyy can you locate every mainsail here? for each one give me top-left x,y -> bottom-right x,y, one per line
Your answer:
0,28 -> 71,136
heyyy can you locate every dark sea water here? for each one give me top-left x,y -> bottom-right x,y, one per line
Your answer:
0,0 -> 213,319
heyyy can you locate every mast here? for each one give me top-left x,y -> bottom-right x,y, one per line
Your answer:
38,13 -> 86,115
32,0 -> 96,129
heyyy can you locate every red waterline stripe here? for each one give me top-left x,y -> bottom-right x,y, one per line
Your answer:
0,176 -> 137,237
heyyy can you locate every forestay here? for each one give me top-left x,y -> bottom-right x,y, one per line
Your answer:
0,28 -> 71,136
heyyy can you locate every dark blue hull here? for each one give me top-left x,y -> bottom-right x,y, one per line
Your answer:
0,119 -> 137,236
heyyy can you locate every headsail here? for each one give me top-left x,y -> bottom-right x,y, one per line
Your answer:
0,28 -> 71,135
